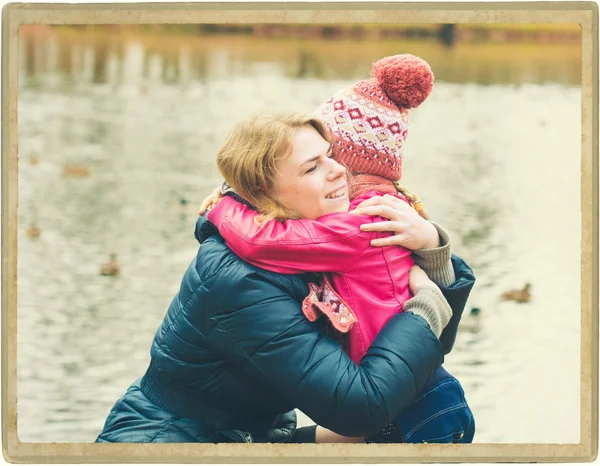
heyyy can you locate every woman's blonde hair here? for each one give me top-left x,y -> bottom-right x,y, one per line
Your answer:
217,112 -> 333,221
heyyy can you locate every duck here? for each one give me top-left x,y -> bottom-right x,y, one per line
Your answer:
100,254 -> 120,276
177,195 -> 190,207
171,192 -> 200,214
25,222 -> 41,239
63,164 -> 91,178
500,283 -> 531,303
458,309 -> 481,334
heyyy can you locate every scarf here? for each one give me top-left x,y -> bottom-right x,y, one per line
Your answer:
350,174 -> 398,199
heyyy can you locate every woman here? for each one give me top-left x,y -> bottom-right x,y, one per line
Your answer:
198,112 -> 475,444
96,113 -> 475,444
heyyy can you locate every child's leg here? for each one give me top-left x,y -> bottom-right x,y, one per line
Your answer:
366,366 -> 475,444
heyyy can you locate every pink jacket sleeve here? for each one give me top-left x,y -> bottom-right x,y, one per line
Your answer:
206,196 -> 374,274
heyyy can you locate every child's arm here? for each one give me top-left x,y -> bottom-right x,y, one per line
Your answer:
206,196 -> 374,274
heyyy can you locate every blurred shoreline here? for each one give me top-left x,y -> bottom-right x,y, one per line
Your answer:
18,24 -> 581,86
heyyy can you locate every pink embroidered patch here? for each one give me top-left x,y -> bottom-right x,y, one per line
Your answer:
301,277 -> 357,333
301,283 -> 321,322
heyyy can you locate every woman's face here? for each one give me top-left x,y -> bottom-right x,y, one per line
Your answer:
273,126 -> 350,220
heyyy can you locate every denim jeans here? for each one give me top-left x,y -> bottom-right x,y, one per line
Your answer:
366,366 -> 475,444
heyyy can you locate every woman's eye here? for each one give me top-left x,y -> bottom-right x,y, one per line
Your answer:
305,165 -> 317,174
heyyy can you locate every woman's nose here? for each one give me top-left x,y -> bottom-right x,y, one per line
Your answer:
327,158 -> 346,179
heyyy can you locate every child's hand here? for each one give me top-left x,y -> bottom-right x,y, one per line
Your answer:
409,265 -> 440,295
254,214 -> 266,227
198,186 -> 224,216
350,194 -> 439,250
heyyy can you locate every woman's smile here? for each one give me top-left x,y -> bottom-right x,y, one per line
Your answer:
325,186 -> 347,200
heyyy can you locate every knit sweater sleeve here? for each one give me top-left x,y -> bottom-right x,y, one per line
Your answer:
404,286 -> 452,338
207,196 -> 373,274
412,222 -> 456,287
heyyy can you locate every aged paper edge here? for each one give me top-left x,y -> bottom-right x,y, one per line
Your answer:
2,2 -> 598,463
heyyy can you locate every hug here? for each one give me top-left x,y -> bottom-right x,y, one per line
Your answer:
96,54 -> 476,444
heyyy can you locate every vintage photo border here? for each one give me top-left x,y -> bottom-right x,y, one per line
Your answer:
2,2 -> 598,463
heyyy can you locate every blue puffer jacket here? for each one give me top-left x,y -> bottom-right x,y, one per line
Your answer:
96,216 -> 475,443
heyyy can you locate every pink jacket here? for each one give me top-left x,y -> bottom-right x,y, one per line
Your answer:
207,191 -> 415,364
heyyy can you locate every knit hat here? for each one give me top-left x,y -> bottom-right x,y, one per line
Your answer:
314,54 -> 434,181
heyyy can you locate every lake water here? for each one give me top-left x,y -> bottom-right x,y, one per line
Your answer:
16,29 -> 582,444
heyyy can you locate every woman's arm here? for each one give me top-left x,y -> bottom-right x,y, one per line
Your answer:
207,195 -> 375,274
298,266 -> 452,443
205,250 -> 449,438
350,195 -> 457,286
305,284 -> 453,443
349,194 -> 440,250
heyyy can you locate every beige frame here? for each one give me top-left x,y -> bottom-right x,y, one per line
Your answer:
2,2 -> 598,463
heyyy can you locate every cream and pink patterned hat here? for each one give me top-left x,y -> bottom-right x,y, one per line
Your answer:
315,54 -> 434,181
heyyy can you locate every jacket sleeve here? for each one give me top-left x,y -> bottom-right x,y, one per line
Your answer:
205,261 -> 444,437
207,195 -> 373,274
438,254 -> 476,354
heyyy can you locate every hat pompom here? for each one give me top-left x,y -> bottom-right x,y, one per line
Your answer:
371,54 -> 434,109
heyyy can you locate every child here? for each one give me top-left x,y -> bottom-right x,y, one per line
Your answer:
207,54 -> 446,364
